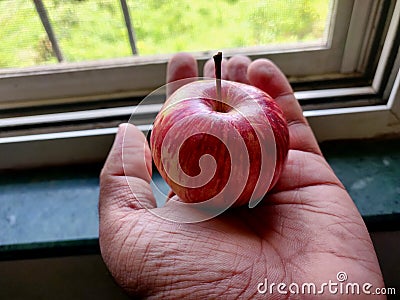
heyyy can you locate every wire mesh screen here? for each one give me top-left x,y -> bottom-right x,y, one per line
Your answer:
0,0 -> 332,69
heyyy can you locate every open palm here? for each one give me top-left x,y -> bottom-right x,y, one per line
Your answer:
99,54 -> 384,299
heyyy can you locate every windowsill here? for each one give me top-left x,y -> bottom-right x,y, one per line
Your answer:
1,137 -> 400,260
320,138 -> 400,231
0,137 -> 399,300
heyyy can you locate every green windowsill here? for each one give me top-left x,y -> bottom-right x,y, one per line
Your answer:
1,138 -> 399,259
320,138 -> 400,230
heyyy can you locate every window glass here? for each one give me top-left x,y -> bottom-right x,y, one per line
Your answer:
0,0 -> 332,69
0,1 -> 49,68
128,0 -> 332,54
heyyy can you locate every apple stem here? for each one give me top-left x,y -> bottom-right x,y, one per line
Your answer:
213,52 -> 222,110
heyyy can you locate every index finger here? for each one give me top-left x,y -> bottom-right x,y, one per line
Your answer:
166,52 -> 199,97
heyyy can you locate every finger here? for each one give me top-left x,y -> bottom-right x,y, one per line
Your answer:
248,59 -> 322,155
203,58 -> 229,79
226,55 -> 251,84
99,123 -> 156,213
102,123 -> 152,179
166,52 -> 198,97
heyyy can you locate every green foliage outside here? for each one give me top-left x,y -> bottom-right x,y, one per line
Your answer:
0,0 -> 330,69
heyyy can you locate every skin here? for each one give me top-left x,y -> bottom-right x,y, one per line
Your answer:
99,53 -> 385,299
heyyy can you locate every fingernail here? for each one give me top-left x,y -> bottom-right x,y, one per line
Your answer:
117,123 -> 128,135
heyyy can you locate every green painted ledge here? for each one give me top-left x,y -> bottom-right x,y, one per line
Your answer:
320,138 -> 400,231
0,138 -> 399,259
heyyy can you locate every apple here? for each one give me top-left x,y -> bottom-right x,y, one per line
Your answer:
150,53 -> 289,208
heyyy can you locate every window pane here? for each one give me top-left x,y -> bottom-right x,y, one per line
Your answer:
47,0 -> 131,62
0,1 -> 53,68
130,0 -> 332,54
0,0 -> 332,69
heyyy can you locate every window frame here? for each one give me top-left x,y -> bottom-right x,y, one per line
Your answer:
0,0 -> 399,170
0,0 -> 385,110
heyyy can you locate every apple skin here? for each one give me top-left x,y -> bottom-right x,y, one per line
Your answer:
150,79 -> 289,207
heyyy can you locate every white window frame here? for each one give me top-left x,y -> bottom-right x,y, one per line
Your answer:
0,0 -> 381,110
0,0 -> 399,170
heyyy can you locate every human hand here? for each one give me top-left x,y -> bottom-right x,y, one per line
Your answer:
99,53 -> 385,299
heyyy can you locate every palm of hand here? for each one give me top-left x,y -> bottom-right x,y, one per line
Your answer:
99,54 -> 384,299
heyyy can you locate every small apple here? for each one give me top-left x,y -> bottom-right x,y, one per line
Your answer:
150,53 -> 289,208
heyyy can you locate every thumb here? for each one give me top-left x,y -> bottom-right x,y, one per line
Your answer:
99,123 -> 156,215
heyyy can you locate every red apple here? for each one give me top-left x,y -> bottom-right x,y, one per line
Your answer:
150,77 -> 289,208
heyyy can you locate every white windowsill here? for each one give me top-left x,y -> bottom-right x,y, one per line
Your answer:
1,77 -> 399,170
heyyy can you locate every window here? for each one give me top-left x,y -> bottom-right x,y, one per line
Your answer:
1,0 -> 337,111
0,0 -> 399,169
1,0 -> 333,69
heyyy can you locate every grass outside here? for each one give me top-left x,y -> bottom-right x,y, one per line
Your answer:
0,0 -> 331,69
